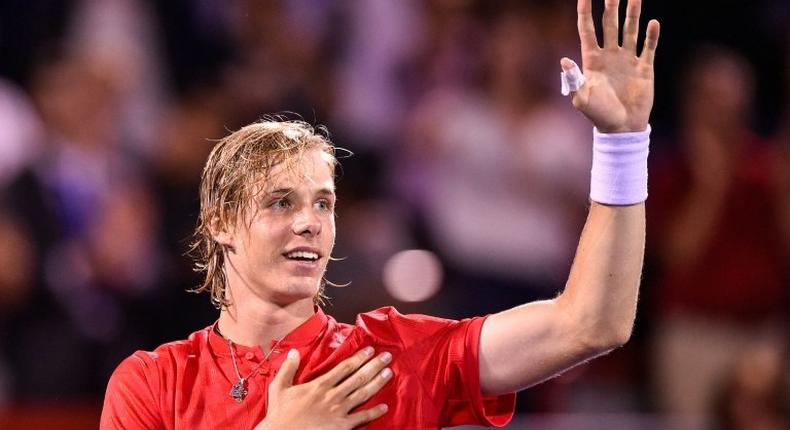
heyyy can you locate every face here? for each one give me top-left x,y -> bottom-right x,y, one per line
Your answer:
218,148 -> 336,306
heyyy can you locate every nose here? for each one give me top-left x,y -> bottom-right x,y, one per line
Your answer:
292,208 -> 321,237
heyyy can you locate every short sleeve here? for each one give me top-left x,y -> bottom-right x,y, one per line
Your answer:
381,309 -> 516,427
100,352 -> 163,430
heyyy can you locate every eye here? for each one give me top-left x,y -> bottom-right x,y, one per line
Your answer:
270,198 -> 291,210
315,199 -> 334,211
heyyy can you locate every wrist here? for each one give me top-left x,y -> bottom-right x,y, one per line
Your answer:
595,123 -> 650,134
590,125 -> 651,205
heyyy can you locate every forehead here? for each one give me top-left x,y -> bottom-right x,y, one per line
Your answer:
262,148 -> 336,193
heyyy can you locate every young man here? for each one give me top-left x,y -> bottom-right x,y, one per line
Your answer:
101,0 -> 660,428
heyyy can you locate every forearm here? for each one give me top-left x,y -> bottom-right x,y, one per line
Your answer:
555,202 -> 645,348
480,203 -> 645,395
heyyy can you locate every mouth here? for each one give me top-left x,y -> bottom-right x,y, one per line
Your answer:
282,247 -> 322,263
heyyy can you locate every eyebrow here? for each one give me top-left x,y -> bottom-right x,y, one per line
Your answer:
266,187 -> 336,197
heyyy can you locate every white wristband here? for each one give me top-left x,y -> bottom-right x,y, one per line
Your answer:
590,125 -> 651,205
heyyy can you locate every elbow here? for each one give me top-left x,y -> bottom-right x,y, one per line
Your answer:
604,323 -> 634,349
580,321 -> 633,354
554,295 -> 637,357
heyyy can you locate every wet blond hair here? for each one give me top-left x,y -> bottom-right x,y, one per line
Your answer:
189,119 -> 338,309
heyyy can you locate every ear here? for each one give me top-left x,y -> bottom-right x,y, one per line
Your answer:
208,216 -> 235,249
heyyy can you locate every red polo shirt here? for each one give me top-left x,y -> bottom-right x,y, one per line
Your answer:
101,307 -> 515,429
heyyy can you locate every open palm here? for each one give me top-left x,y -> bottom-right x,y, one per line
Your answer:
565,0 -> 660,133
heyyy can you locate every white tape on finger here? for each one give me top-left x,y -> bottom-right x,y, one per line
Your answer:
560,61 -> 586,96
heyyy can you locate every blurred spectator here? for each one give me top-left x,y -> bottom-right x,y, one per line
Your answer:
0,80 -> 44,188
712,343 -> 790,430
413,0 -> 489,92
648,46 -> 790,421
22,53 -> 132,241
0,211 -> 36,404
330,0 -> 424,146
222,0 -> 335,125
775,36 -> 790,254
65,0 -> 167,157
0,213 -> 34,322
1,52 -> 166,399
401,4 -> 590,312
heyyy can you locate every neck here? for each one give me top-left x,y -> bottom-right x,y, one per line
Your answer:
218,296 -> 315,352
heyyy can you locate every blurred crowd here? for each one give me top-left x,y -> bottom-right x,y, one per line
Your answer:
0,0 -> 787,429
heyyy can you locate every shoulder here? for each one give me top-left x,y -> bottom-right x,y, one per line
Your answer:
356,306 -> 461,328
353,306 -> 484,347
103,327 -> 212,425
109,326 -> 211,387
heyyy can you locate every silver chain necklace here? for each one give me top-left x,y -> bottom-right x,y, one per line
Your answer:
227,336 -> 286,403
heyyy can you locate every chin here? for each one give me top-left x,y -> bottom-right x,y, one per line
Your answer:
278,279 -> 321,302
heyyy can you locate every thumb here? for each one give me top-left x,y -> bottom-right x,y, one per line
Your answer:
560,57 -> 576,72
272,349 -> 300,390
560,57 -> 587,100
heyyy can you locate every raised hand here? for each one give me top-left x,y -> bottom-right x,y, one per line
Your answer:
563,0 -> 660,133
255,347 -> 393,430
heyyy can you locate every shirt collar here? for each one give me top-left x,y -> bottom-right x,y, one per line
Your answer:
208,307 -> 329,356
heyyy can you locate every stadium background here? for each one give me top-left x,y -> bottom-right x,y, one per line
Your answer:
0,0 -> 787,428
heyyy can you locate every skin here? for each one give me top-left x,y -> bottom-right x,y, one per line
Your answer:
214,0 -> 661,425
214,148 -> 338,349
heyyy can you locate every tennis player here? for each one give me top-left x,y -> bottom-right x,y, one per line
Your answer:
101,0 -> 659,428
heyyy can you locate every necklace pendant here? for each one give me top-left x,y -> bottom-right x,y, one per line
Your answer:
230,380 -> 247,403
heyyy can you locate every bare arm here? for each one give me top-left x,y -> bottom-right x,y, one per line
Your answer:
479,0 -> 660,395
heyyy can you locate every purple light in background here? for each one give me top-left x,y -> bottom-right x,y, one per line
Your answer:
382,249 -> 443,302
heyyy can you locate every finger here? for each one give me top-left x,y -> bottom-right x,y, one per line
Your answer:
335,352 -> 392,398
271,349 -> 300,390
639,19 -> 660,65
622,0 -> 642,52
577,0 -> 599,51
316,346 -> 374,387
602,0 -> 621,49
343,367 -> 393,411
347,404 -> 388,428
560,58 -> 587,98
561,57 -> 576,72
561,58 -> 590,109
